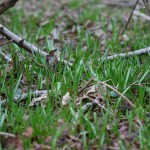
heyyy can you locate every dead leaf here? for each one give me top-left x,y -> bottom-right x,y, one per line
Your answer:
34,143 -> 51,150
57,131 -> 83,150
51,27 -> 61,40
45,136 -> 52,144
94,29 -> 105,38
46,49 -> 60,68
62,92 -> 71,105
39,20 -> 50,27
44,11 -> 55,18
86,85 -> 97,95
6,136 -> 23,150
119,34 -> 129,44
22,127 -> 33,138
29,94 -> 47,107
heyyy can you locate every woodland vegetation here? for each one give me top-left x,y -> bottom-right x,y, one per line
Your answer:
0,0 -> 150,149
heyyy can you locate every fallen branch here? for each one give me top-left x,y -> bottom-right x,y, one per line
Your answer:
0,0 -> 19,15
0,24 -> 48,57
105,46 -> 150,60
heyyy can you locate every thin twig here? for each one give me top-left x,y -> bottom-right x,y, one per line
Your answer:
95,79 -> 135,108
104,46 -> 150,60
0,132 -> 16,137
121,0 -> 139,35
78,78 -> 93,94
16,51 -> 46,69
28,57 -> 46,69
0,39 -> 12,47
0,48 -> 12,62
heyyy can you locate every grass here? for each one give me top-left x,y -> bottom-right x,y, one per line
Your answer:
0,0 -> 150,149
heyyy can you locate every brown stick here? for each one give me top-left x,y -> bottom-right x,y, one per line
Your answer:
95,79 -> 135,108
0,0 -> 19,15
78,78 -> 93,94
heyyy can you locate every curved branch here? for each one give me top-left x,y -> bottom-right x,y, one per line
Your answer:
0,0 -> 19,15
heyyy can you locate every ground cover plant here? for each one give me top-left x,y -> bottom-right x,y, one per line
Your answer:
0,0 -> 150,149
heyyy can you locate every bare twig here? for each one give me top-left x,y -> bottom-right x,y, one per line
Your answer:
0,48 -> 12,62
0,0 -> 19,15
105,46 -> 150,60
121,0 -> 139,35
78,78 -> 93,94
16,51 -> 46,68
95,79 -> 135,108
0,39 -> 12,47
0,132 -> 16,137
0,24 -> 48,57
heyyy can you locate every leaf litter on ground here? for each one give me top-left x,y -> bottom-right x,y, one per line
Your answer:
0,0 -> 150,149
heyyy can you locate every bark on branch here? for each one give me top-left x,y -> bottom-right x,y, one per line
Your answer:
105,47 -> 150,60
0,0 -> 19,15
0,24 -> 48,57
0,23 -> 150,64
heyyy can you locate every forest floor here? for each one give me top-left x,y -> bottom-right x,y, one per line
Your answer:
0,0 -> 150,149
